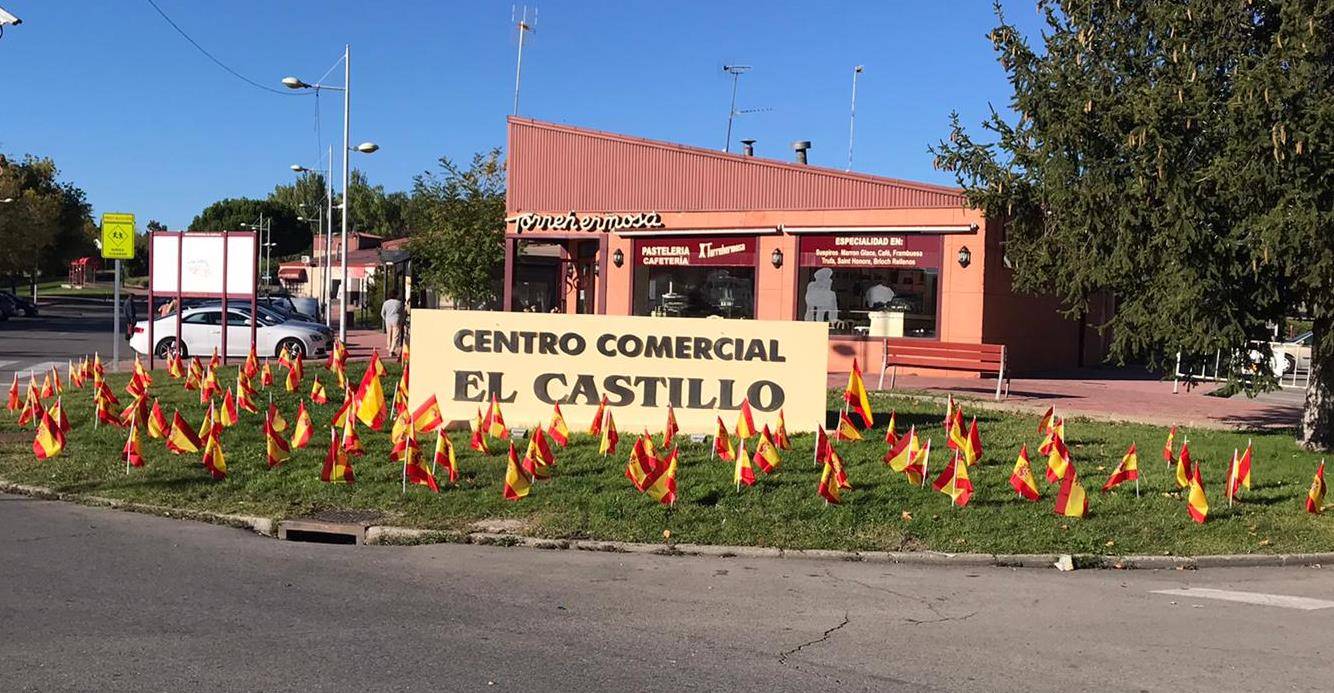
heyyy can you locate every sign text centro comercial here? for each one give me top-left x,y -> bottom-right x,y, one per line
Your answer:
409,310 -> 829,435
100,212 -> 136,260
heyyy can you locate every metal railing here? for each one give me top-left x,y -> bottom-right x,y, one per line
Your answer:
1172,344 -> 1311,393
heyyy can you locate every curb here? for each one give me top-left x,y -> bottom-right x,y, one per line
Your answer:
4,481 -> 1330,570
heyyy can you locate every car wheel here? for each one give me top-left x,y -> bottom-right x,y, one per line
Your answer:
155,338 -> 186,359
1282,353 -> 1296,376
276,338 -> 306,360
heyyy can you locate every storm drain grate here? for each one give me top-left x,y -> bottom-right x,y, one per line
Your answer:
278,519 -> 368,545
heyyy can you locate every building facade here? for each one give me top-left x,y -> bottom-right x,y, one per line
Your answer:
502,117 -> 1110,374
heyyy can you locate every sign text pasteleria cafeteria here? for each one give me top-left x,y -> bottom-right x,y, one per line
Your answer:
409,310 -> 829,435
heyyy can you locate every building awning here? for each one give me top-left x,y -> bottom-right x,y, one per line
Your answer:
278,267 -> 307,281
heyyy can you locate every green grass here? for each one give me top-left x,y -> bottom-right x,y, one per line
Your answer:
1,361 -> 1330,556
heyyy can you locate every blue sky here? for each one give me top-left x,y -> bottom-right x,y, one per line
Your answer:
0,1 -> 1041,230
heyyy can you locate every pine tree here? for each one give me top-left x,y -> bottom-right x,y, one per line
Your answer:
932,0 -> 1333,450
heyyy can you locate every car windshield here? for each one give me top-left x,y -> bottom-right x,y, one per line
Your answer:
1294,331 -> 1312,344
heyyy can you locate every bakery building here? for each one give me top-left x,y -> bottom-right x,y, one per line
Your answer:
502,117 -> 1110,375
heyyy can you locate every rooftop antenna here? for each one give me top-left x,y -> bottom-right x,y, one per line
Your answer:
722,64 -> 751,153
512,5 -> 538,115
847,65 -> 863,170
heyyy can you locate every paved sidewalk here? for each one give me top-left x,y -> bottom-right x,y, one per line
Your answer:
829,367 -> 1303,432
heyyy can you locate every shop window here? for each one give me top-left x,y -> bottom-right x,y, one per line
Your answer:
632,237 -> 757,319
797,234 -> 942,338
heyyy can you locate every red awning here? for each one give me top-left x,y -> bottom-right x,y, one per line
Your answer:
278,267 -> 307,281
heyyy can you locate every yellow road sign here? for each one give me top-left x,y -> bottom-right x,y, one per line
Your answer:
101,212 -> 136,260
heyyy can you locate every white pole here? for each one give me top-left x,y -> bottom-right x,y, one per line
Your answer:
512,10 -> 528,115
325,144 -> 334,328
112,260 -> 121,372
846,65 -> 861,171
338,43 -> 350,343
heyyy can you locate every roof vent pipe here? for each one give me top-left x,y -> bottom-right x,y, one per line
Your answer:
792,140 -> 811,164
740,139 -> 756,156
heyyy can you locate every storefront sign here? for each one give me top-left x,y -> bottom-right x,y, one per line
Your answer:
799,234 -> 942,269
409,310 -> 828,435
636,237 -> 758,267
508,210 -> 664,233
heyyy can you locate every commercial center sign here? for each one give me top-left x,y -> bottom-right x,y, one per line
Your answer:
798,234 -> 942,269
409,310 -> 829,435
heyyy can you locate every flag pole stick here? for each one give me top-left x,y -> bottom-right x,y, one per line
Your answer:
125,419 -> 133,475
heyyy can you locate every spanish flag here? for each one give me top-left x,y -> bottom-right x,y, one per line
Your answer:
290,401 -> 314,449
310,376 -> 329,405
284,361 -> 301,393
243,345 -> 259,378
277,345 -> 293,370
268,402 -> 288,434
320,428 -> 355,484
236,376 -> 258,414
1306,461 -> 1326,514
184,359 -> 201,391
548,402 -> 570,447
219,388 -> 239,427
733,439 -> 756,489
734,398 -> 756,439
712,416 -> 735,461
165,411 -> 202,454
354,366 -> 388,431
483,395 -> 508,439
147,398 -> 169,439
261,359 -> 274,387
1174,441 -> 1193,489
598,410 -> 619,456
835,411 -> 862,441
883,410 -> 898,446
367,348 -> 386,377
331,390 -> 355,428
1044,434 -> 1071,483
392,367 -> 409,417
123,419 -> 145,469
818,458 -> 842,504
411,394 -> 443,433
625,434 -> 657,491
774,409 -> 791,450
1009,445 -> 1041,501
390,407 -> 412,452
946,409 -> 967,452
1101,443 -> 1139,492
1186,464 -> 1208,524
1037,405 -> 1055,434
587,396 -> 607,436
1038,418 -> 1066,456
884,424 -> 914,473
643,447 -> 678,505
503,442 -> 532,500
469,408 -> 490,453
167,353 -> 184,379
525,426 -> 556,471
1162,425 -> 1177,464
401,429 -> 439,492
265,408 -> 291,469
1227,442 -> 1253,498
752,426 -> 782,474
826,443 -> 851,489
843,358 -> 874,428
50,397 -> 70,434
32,411 -> 64,460
40,372 -> 54,399
6,373 -> 19,411
201,433 -> 227,480
904,437 -> 930,487
964,417 -> 983,466
1053,467 -> 1088,518
16,387 -> 42,427
663,403 -> 679,444
814,426 -> 833,467
433,428 -> 458,484
119,396 -> 148,430
342,410 -> 365,456
931,451 -> 973,508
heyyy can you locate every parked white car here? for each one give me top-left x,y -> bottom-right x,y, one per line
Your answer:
1271,331 -> 1313,376
129,306 -> 329,360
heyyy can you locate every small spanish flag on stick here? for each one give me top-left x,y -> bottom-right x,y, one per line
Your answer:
1101,443 -> 1139,495
1009,445 -> 1040,501
1306,460 -> 1326,514
1053,466 -> 1088,519
843,358 -> 873,428
1187,463 -> 1209,524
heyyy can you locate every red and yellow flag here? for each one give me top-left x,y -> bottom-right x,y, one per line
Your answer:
201,433 -> 227,480
587,396 -> 607,436
1306,461 -> 1326,514
712,416 -> 735,461
354,365 -> 388,431
401,428 -> 439,493
260,359 -> 274,387
147,398 -> 169,439
963,417 -> 983,466
32,411 -> 64,459
310,376 -> 328,405
165,411 -> 202,454
835,411 -> 862,441
1187,464 -> 1208,524
818,457 -> 842,504
1053,467 -> 1088,518
524,427 -> 556,480
883,410 -> 898,447
884,425 -> 914,472
931,452 -> 973,507
265,407 -> 291,469
752,425 -> 782,474
643,447 -> 679,505
548,402 -> 570,446
6,373 -> 19,411
662,403 -> 679,444
167,353 -> 184,379
287,401 -> 312,449
598,410 -> 619,455
734,398 -> 756,439
1163,425 -> 1177,464
219,388 -> 239,427
1009,445 -> 1041,501
903,436 -> 929,486
625,434 -> 658,492
320,428 -> 355,484
433,428 -> 458,484
123,419 -> 145,468
503,442 -> 532,500
1101,443 -> 1139,492
843,357 -> 873,428
244,346 -> 259,378
1037,405 -> 1055,434
469,408 -> 490,453
483,395 -> 508,439
411,394 -> 443,433
733,439 -> 755,488
1227,442 -> 1253,498
774,409 -> 791,450
1174,441 -> 1193,489
1044,434 -> 1071,483
50,397 -> 70,434
341,410 -> 364,457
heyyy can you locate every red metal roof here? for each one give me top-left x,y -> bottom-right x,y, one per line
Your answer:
506,117 -> 967,214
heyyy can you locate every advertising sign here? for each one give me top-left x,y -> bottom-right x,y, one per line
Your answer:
150,232 -> 257,298
409,310 -> 829,435
798,234 -> 942,270
635,237 -> 758,267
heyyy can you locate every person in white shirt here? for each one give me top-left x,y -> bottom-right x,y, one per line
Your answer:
380,291 -> 406,357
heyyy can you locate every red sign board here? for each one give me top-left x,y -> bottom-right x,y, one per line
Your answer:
635,237 -> 758,268
798,234 -> 942,270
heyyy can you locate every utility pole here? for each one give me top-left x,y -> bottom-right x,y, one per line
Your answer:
722,65 -> 751,153
848,65 -> 863,171
512,5 -> 538,115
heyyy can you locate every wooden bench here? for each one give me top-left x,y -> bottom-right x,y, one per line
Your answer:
878,339 -> 1010,400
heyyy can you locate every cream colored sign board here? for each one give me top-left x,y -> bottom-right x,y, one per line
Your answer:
409,310 -> 829,436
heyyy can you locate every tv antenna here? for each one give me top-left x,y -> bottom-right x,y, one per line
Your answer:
722,64 -> 751,153
512,5 -> 538,115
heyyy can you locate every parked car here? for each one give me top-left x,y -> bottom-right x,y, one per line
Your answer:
128,305 -> 330,360
260,294 -> 321,323
1271,331 -> 1313,376
0,291 -> 38,317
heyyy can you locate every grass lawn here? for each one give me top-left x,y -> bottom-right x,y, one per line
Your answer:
1,360 -> 1330,556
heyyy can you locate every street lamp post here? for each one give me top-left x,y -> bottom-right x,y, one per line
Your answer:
284,45 -> 378,342
292,144 -> 336,327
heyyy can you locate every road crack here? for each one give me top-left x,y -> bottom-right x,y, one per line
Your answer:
778,611 -> 851,665
904,611 -> 977,626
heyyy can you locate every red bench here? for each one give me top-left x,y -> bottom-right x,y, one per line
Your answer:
878,339 -> 1010,400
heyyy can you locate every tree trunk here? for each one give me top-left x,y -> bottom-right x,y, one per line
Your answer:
1300,313 -> 1334,451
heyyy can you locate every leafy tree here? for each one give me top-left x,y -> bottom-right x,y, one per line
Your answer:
267,171 -> 329,224
0,153 -> 96,291
931,1 -> 1333,449
188,198 -> 307,257
346,169 -> 410,238
407,150 -> 505,307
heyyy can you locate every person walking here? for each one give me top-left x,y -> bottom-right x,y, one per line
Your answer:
122,295 -> 137,340
381,291 -> 406,358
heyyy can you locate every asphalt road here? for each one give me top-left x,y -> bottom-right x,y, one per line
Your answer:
2,495 -> 1332,692
0,300 -> 122,383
